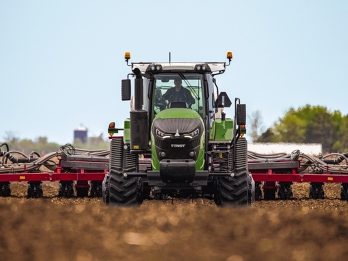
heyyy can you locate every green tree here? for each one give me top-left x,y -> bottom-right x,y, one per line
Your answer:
256,105 -> 346,153
333,115 -> 348,152
304,108 -> 335,152
257,127 -> 279,143
274,113 -> 307,143
2,132 -> 110,156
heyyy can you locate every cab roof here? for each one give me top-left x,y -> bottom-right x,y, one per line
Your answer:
131,62 -> 226,74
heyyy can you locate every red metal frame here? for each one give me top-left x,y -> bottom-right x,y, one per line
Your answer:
0,171 -> 106,183
0,159 -> 107,183
249,160 -> 348,183
2,158 -> 348,184
251,172 -> 348,183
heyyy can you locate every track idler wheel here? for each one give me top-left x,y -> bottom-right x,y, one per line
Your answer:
27,182 -> 43,198
0,182 -> 11,197
309,183 -> 324,199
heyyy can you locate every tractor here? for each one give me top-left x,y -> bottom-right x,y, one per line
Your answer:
102,52 -> 254,207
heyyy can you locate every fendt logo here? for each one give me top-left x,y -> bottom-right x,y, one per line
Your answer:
171,144 -> 185,148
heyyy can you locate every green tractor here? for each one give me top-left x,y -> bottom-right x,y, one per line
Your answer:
102,52 -> 254,207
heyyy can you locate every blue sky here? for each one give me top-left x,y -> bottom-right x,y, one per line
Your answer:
1,1 -> 347,145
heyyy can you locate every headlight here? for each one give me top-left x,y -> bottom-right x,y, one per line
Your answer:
184,128 -> 200,139
146,64 -> 163,72
155,128 -> 165,137
194,63 -> 211,72
189,128 -> 199,138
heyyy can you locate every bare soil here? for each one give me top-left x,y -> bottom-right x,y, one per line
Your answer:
1,182 -> 348,261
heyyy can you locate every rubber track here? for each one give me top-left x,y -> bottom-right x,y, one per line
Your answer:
220,169 -> 248,205
219,137 -> 249,206
109,170 -> 138,206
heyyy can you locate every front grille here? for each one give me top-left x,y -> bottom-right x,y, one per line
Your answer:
154,137 -> 164,148
152,117 -> 204,161
191,138 -> 200,148
154,137 -> 201,160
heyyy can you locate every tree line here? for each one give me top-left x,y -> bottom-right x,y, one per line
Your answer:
1,132 -> 110,156
249,105 -> 348,153
3,105 -> 347,155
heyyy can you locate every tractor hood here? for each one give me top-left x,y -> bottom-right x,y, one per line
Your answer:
152,108 -> 203,135
154,108 -> 201,120
151,108 -> 204,163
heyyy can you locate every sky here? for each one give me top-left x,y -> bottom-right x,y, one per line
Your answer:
1,0 -> 347,145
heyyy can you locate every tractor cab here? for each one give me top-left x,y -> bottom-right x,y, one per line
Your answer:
152,73 -> 204,117
122,59 -> 231,131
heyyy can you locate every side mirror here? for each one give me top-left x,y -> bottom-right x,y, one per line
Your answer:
215,92 -> 232,108
121,79 -> 131,101
237,104 -> 246,125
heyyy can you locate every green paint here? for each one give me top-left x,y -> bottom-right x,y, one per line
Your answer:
155,108 -> 201,120
210,119 -> 234,141
123,119 -> 130,143
151,108 -> 205,171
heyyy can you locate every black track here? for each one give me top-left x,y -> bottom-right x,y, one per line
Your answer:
109,171 -> 141,206
215,137 -> 250,207
108,140 -> 142,207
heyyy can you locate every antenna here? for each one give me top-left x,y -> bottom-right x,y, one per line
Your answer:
169,52 -> 171,63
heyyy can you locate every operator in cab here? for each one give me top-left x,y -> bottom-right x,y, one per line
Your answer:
162,77 -> 195,108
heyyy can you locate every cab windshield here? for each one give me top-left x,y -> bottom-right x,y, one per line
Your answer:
152,73 -> 205,118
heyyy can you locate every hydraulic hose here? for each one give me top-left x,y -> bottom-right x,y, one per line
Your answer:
0,143 -> 9,156
247,149 -> 348,174
0,143 -> 110,174
322,153 -> 348,165
2,151 -> 40,164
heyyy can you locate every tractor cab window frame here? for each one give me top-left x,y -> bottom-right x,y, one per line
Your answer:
152,73 -> 206,119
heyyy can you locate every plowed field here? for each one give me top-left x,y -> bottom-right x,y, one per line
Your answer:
1,182 -> 348,261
